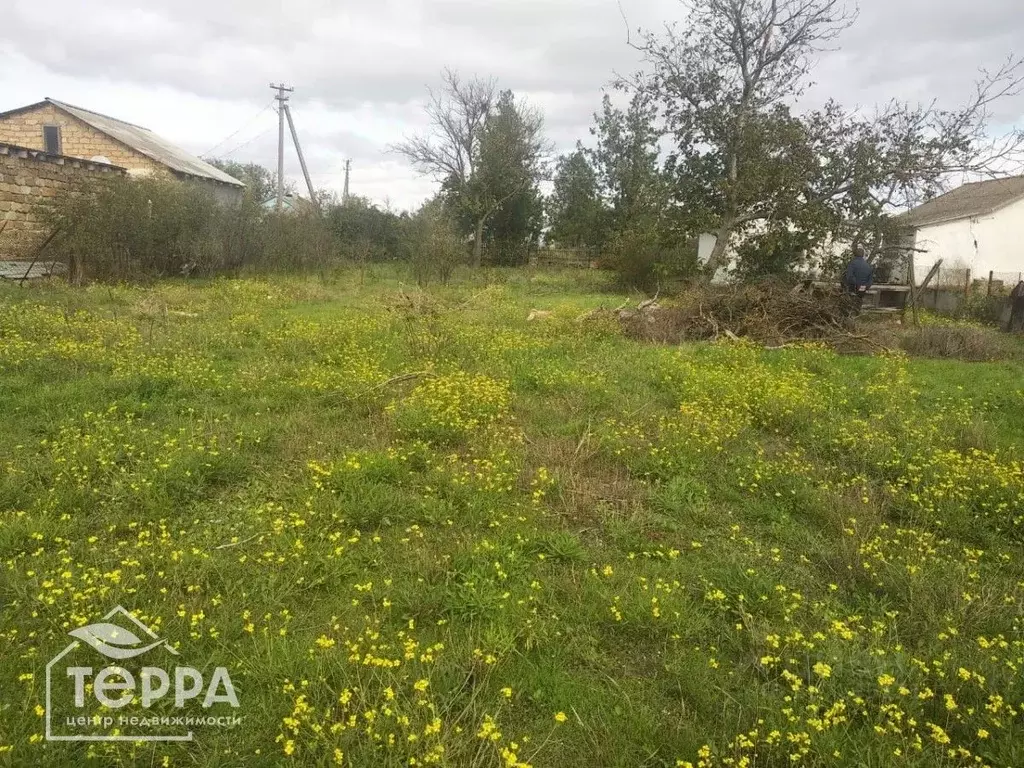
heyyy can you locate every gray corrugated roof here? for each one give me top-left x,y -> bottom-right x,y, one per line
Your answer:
897,176 -> 1024,229
46,99 -> 244,188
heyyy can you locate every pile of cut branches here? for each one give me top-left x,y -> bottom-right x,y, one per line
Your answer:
618,280 -> 878,349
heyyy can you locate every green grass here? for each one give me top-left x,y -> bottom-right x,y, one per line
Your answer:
2,268 -> 1024,767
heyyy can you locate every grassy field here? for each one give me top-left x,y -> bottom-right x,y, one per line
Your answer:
2,269 -> 1024,767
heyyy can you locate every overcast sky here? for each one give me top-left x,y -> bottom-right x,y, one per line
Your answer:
2,0 -> 1021,210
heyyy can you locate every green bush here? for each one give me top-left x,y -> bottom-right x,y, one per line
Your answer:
951,294 -> 1008,327
44,177 -> 219,281
404,207 -> 466,286
602,221 -> 698,290
41,176 -> 346,282
325,196 -> 409,263
899,325 -> 1018,361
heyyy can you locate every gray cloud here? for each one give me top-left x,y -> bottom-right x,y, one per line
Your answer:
1,0 -> 1021,209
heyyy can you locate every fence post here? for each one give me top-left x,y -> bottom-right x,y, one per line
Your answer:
965,268 -> 971,297
988,271 -> 994,296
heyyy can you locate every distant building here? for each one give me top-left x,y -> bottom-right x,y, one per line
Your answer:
896,176 -> 1024,284
0,98 -> 244,204
260,193 -> 318,215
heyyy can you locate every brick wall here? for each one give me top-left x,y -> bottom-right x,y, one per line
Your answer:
0,143 -> 126,257
0,103 -> 167,176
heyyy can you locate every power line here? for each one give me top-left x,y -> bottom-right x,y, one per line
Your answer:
219,127 -> 274,159
201,97 -> 275,158
202,97 -> 274,157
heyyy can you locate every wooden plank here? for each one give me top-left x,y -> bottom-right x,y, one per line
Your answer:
906,259 -> 943,314
908,252 -> 918,326
17,229 -> 61,285
810,281 -> 910,293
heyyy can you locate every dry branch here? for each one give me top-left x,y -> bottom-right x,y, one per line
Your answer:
341,372 -> 438,402
617,279 -> 876,350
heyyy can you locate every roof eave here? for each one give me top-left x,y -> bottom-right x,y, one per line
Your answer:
900,183 -> 1024,230
171,169 -> 245,188
0,141 -> 128,172
903,213 -> 979,229
903,202 -> 1011,230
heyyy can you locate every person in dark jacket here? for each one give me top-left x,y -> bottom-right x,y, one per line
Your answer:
843,245 -> 874,310
844,245 -> 874,291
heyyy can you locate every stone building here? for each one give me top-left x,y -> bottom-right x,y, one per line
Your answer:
0,142 -> 128,258
0,98 -> 244,203
0,98 -> 245,259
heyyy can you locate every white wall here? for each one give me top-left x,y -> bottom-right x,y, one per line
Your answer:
914,197 -> 1024,283
696,233 -> 731,283
696,229 -> 851,282
697,233 -> 717,264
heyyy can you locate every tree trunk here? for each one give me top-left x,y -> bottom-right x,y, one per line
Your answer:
70,250 -> 82,285
703,221 -> 734,279
472,217 -> 485,268
700,109 -> 744,281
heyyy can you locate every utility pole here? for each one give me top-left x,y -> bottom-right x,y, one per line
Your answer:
283,103 -> 317,207
270,83 -> 293,210
343,159 -> 351,204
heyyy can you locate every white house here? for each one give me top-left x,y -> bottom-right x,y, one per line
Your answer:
897,176 -> 1024,284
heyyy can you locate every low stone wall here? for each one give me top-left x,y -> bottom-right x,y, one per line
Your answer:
0,143 -> 126,257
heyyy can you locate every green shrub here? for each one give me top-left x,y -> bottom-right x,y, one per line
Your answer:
41,176 -> 344,282
404,208 -> 466,286
899,325 -> 1018,361
951,294 -> 1008,327
325,196 -> 408,263
602,222 -> 698,290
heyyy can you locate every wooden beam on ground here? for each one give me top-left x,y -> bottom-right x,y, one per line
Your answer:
905,259 -> 943,321
907,252 -> 918,326
17,229 -> 61,285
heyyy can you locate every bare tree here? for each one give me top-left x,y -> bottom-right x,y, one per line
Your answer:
392,70 -> 494,265
393,71 -> 549,267
872,56 -> 1024,207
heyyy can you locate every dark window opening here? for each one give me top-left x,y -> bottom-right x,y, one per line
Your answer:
42,125 -> 62,155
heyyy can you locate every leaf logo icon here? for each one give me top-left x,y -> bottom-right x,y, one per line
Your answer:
69,622 -> 178,660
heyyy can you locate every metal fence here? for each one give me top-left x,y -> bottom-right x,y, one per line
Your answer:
529,248 -> 598,269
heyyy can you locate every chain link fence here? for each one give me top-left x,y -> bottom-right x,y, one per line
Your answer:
912,261 -> 1023,296
910,261 -> 1021,325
